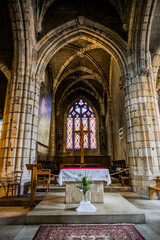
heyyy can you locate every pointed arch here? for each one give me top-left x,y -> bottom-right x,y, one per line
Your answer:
36,17 -> 127,84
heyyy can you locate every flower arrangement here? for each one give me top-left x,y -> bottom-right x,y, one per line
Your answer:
76,174 -> 93,202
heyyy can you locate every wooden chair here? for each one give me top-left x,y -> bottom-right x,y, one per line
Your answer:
119,169 -> 129,186
36,169 -> 51,194
6,171 -> 23,197
148,177 -> 160,200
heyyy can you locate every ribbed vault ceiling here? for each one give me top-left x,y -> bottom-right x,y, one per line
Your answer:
50,38 -> 110,111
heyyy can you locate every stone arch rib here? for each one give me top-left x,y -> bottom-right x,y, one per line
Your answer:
36,17 -> 127,81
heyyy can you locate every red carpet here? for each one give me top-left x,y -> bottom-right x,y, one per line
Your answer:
33,224 -> 145,240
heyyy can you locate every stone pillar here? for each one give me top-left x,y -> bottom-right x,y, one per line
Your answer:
0,0 -> 39,191
124,71 -> 160,198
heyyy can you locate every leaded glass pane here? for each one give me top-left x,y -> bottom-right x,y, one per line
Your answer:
90,117 -> 97,149
79,99 -> 84,105
72,111 -> 76,116
75,106 -> 80,114
69,106 -> 73,113
66,118 -> 73,149
74,118 -> 80,149
82,107 -> 87,114
82,117 -> 88,148
89,106 -> 93,112
66,99 -> 97,150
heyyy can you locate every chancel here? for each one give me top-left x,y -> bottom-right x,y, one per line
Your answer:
0,0 -> 160,239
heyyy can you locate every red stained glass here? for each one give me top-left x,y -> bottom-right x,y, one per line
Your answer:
74,118 -> 80,149
66,118 -> 73,149
82,117 -> 88,148
90,117 -> 97,149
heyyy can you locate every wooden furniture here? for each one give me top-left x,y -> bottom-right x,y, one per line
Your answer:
36,169 -> 51,194
52,174 -> 59,185
119,169 -> 129,186
119,175 -> 129,186
26,164 -> 42,209
6,171 -> 23,197
60,163 -> 100,169
109,160 -> 126,177
148,177 -> 160,200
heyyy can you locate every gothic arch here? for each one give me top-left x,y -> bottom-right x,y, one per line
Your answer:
152,46 -> 160,81
128,0 -> 158,74
36,17 -> 127,83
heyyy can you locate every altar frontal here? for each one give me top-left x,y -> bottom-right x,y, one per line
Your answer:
58,168 -> 111,203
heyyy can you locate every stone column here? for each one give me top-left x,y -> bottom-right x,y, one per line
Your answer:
0,0 -> 39,189
124,71 -> 160,198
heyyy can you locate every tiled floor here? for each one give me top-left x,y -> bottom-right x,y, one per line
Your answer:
0,192 -> 160,240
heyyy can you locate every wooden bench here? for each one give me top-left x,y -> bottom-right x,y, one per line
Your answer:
148,177 -> 160,200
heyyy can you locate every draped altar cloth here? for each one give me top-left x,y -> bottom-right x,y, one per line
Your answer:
57,168 -> 111,186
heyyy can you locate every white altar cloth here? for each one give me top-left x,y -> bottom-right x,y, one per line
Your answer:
57,168 -> 111,186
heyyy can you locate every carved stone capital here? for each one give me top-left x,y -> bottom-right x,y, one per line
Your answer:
120,74 -> 129,89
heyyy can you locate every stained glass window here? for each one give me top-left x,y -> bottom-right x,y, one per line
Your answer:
66,99 -> 97,149
0,119 -> 2,139
74,117 -> 80,149
66,118 -> 73,149
90,117 -> 97,149
82,117 -> 88,148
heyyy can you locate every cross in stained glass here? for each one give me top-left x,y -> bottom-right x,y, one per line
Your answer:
72,124 -> 92,166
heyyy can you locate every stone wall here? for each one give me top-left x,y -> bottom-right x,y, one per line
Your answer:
111,59 -> 127,162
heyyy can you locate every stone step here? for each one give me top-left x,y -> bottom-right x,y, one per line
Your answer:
36,183 -> 132,193
26,192 -> 145,224
104,185 -> 132,192
111,177 -> 120,183
0,194 -> 44,206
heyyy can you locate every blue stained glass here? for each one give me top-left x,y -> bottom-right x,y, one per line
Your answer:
75,107 -> 80,114
82,107 -> 87,114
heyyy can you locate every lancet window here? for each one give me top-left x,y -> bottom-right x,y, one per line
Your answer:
66,99 -> 97,149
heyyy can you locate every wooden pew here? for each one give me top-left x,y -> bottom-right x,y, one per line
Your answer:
148,177 -> 160,200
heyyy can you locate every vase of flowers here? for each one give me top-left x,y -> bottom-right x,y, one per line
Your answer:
76,175 -> 93,202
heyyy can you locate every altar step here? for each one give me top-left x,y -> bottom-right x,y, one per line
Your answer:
26,192 -> 145,224
104,183 -> 132,192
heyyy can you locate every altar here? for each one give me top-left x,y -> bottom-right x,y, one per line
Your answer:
57,168 -> 111,203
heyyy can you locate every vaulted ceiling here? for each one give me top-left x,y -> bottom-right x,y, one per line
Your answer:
37,0 -> 130,112
50,38 -> 110,113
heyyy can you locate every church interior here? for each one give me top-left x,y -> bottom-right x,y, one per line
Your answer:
0,0 -> 160,239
